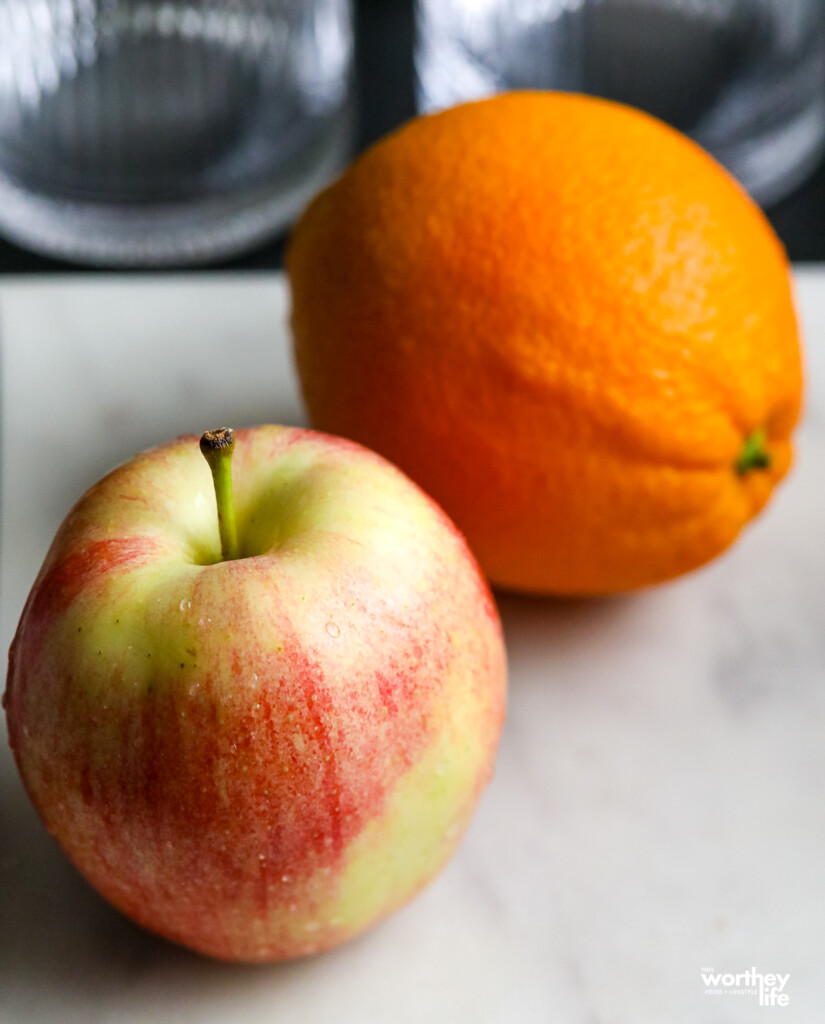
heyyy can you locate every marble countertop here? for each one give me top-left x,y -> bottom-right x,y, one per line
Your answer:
1,272 -> 823,1023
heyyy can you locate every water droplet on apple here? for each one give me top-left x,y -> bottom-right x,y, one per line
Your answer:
325,621 -> 341,638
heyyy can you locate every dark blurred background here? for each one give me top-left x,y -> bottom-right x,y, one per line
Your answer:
0,0 -> 822,273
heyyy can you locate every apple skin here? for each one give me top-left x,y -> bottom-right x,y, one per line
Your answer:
4,425 -> 506,961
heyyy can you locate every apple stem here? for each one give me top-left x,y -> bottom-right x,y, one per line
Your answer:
200,428 -> 240,561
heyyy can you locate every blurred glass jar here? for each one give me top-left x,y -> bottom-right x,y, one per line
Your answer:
416,0 -> 825,206
0,0 -> 353,265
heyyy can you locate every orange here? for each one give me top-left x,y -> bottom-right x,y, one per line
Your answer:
287,92 -> 803,594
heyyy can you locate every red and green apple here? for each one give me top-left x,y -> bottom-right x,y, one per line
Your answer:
4,425 -> 506,961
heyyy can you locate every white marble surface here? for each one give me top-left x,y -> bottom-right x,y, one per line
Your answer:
1,271 -> 824,1023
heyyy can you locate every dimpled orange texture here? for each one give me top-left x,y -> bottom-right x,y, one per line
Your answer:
287,92 -> 803,594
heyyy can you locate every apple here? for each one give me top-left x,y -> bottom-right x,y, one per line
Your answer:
4,425 -> 506,961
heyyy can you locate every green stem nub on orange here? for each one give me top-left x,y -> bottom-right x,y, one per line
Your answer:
200,428 -> 240,561
736,428 -> 771,476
